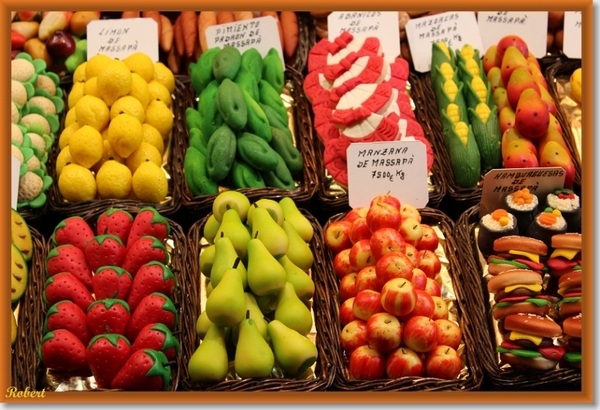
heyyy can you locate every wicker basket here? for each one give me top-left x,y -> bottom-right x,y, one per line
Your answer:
31,207 -> 188,392
545,58 -> 583,192
46,78 -> 187,218
11,225 -> 45,391
311,72 -> 448,215
454,205 -> 582,391
179,210 -> 336,391
179,67 -> 319,218
289,12 -> 315,75
325,208 -> 484,391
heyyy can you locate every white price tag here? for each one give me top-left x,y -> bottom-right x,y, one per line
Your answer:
11,156 -> 20,209
347,140 -> 429,209
328,12 -> 400,59
563,12 -> 582,59
87,18 -> 159,62
406,12 -> 483,73
477,12 -> 548,58
206,16 -> 283,63
479,167 -> 566,217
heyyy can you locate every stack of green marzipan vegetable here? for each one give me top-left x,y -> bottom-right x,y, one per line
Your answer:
430,42 -> 502,189
184,46 -> 303,196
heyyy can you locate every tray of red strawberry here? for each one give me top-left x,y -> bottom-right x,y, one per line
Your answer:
33,207 -> 188,391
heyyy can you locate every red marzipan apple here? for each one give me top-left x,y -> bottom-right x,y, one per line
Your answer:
411,268 -> 428,291
349,217 -> 372,244
366,201 -> 402,233
325,220 -> 353,254
369,227 -> 406,261
418,224 -> 440,252
434,319 -> 463,350
366,312 -> 403,353
339,272 -> 358,302
344,207 -> 368,223
400,203 -> 422,223
404,243 -> 421,266
417,250 -> 442,279
403,316 -> 439,353
352,289 -> 385,321
386,346 -> 424,378
375,251 -> 414,289
399,217 -> 423,247
431,296 -> 449,321
348,239 -> 375,271
355,266 -> 381,293
424,345 -> 462,380
339,297 -> 358,326
370,194 -> 401,210
333,248 -> 354,280
424,278 -> 442,298
339,319 -> 368,355
380,277 -> 417,317
349,345 -> 387,380
400,290 -> 436,321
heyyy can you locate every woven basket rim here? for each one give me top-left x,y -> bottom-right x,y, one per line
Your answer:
179,67 -> 319,216
46,78 -> 186,217
289,12 -> 314,75
325,208 -> 484,391
179,210 -> 336,391
454,204 -> 582,390
31,209 -> 188,392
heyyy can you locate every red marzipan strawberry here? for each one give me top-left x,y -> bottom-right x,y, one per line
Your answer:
44,300 -> 92,346
122,236 -> 170,278
86,333 -> 132,389
51,216 -> 95,253
127,208 -> 171,249
131,323 -> 180,361
96,208 -> 134,246
85,234 -> 127,273
126,292 -> 178,341
127,261 -> 177,311
44,272 -> 94,312
38,329 -> 89,372
86,299 -> 131,336
46,244 -> 94,291
111,348 -> 172,391
92,266 -> 134,300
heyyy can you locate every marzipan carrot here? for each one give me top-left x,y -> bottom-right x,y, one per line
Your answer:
193,39 -> 202,61
180,11 -> 198,58
121,11 -> 140,19
279,11 -> 299,59
198,11 -> 217,52
260,11 -> 284,50
142,11 -> 162,43
167,45 -> 181,74
233,11 -> 254,21
174,15 -> 185,57
217,11 -> 235,24
159,14 -> 173,53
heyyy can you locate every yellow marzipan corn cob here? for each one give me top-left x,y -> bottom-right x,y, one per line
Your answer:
447,103 -> 461,123
444,80 -> 459,103
471,76 -> 487,101
465,58 -> 480,77
455,121 -> 469,145
438,42 -> 451,60
460,44 -> 475,60
440,62 -> 455,81
475,103 -> 491,123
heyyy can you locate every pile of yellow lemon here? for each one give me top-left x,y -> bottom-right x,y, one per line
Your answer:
57,52 -> 175,204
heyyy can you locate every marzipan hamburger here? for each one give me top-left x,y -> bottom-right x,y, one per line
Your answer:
490,295 -> 552,321
487,236 -> 548,275
547,233 -> 582,277
487,269 -> 544,303
561,314 -> 582,369
555,270 -> 582,319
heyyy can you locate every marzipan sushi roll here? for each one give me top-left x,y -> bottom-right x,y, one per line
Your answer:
526,207 -> 568,249
503,188 -> 539,234
477,208 -> 519,257
545,189 -> 581,233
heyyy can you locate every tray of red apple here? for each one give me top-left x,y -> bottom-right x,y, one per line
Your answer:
322,194 -> 484,391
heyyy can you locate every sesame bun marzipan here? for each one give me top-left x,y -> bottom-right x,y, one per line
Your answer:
487,236 -> 548,275
487,269 -> 544,302
491,295 -> 552,320
504,313 -> 563,339
548,233 -> 582,277
558,270 -> 582,296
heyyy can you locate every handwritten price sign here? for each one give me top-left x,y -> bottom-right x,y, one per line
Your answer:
87,18 -> 158,61
563,12 -> 582,59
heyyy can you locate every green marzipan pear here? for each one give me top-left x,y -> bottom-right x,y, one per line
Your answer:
267,320 -> 318,377
279,255 -> 315,303
210,237 -> 247,289
199,244 -> 216,278
234,311 -> 275,379
205,278 -> 214,297
205,267 -> 247,328
203,214 -> 221,244
188,324 -> 230,383
246,199 -> 284,226
274,282 -> 313,336
195,309 -> 213,339
281,220 -> 314,271
246,238 -> 287,297
249,207 -> 289,258
279,197 -> 314,242
214,208 -> 251,260
231,293 -> 269,344
254,292 -> 279,316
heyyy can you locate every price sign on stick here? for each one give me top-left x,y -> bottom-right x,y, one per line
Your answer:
563,12 -> 582,59
347,140 -> 429,209
477,12 -> 548,58
206,16 -> 283,62
87,18 -> 159,61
